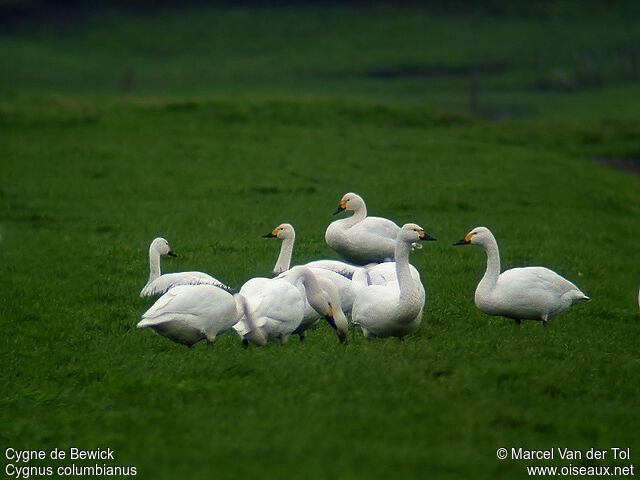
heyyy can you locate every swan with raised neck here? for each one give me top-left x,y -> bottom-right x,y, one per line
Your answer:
146,237 -> 176,285
140,237 -> 230,297
264,223 -> 361,325
351,223 -> 435,338
325,192 -> 400,265
263,223 -> 295,274
454,226 -> 589,325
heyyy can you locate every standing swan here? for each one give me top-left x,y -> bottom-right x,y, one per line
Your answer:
325,192 -> 400,265
454,226 -> 589,325
140,237 -> 230,297
351,223 -> 435,338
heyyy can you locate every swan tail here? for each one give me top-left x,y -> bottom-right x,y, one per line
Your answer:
137,317 -> 156,329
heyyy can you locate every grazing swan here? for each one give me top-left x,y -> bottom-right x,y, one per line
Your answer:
351,223 -> 435,339
264,223 -> 360,319
233,266 -> 348,346
140,237 -> 230,297
277,268 -> 349,343
325,192 -> 401,265
454,226 -> 589,325
137,284 -> 239,347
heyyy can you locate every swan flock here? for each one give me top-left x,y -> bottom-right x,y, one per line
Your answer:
137,192 -> 591,348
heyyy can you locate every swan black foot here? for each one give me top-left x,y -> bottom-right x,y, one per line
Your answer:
242,339 -> 249,349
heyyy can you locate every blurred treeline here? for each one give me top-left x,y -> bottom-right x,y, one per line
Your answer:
2,0 -> 640,28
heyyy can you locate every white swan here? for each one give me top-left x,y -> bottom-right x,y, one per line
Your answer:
137,284 -> 239,347
264,223 -> 360,320
233,266 -> 348,346
351,223 -> 435,338
263,223 -> 296,275
454,226 -> 589,325
325,192 -> 401,265
277,267 -> 349,343
140,237 -> 230,297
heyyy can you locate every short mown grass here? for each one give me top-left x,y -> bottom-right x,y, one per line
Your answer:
1,3 -> 639,479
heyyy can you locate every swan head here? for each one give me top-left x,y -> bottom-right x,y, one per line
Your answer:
292,268 -> 348,344
399,223 -> 437,244
333,192 -> 365,215
150,237 -> 177,257
314,277 -> 349,344
263,223 -> 295,240
453,226 -> 494,247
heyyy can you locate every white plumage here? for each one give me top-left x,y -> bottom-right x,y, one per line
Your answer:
137,284 -> 239,347
277,267 -> 349,343
264,223 -> 360,321
454,226 -> 589,325
351,223 -> 434,339
233,266 -> 348,346
325,192 -> 400,265
140,237 -> 229,297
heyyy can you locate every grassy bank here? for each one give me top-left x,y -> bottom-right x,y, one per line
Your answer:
1,3 -> 639,479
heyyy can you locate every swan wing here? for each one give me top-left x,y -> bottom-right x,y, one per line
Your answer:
326,216 -> 399,265
493,267 -> 588,319
304,260 -> 361,279
500,267 -> 586,297
138,284 -> 237,345
359,216 -> 400,239
140,271 -> 230,297
255,280 -> 305,336
237,278 -> 304,339
366,262 -> 422,287
139,284 -> 235,327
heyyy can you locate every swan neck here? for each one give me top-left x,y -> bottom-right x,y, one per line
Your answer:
341,203 -> 367,227
148,247 -> 161,282
480,237 -> 501,289
395,241 -> 417,300
274,236 -> 294,273
291,267 -> 326,315
351,203 -> 367,222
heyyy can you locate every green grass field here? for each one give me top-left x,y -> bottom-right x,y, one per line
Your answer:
1,3 -> 639,479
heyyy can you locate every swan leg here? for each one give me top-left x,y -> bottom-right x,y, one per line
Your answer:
206,334 -> 217,347
242,338 -> 249,349
514,318 -> 521,326
299,333 -> 305,342
361,327 -> 374,339
279,334 -> 290,345
541,315 -> 548,327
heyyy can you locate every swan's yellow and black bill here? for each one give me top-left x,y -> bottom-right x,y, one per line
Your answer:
453,233 -> 472,245
419,230 -> 437,241
262,229 -> 278,238
333,203 -> 346,215
168,250 -> 177,257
